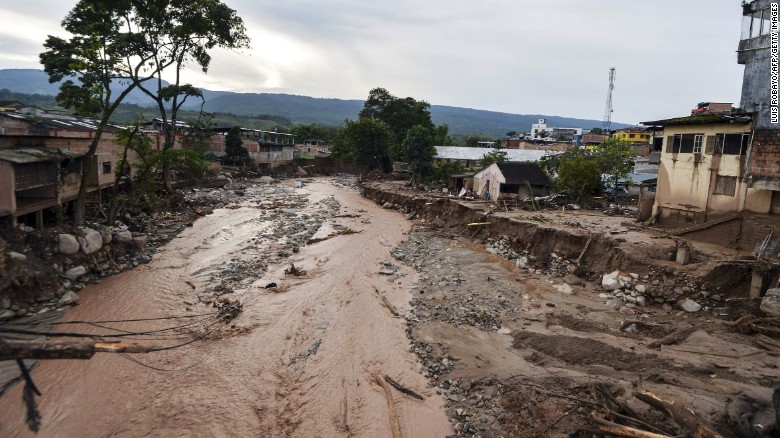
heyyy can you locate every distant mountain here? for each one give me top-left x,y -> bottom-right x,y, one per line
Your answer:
0,68 -> 630,136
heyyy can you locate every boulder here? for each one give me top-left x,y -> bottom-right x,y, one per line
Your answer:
563,274 -> 584,286
760,289 -> 780,317
94,225 -> 113,245
58,234 -> 80,254
556,283 -> 575,295
58,291 -> 80,306
259,176 -> 274,184
516,256 -> 529,269
602,271 -> 621,290
0,309 -> 15,320
132,234 -> 148,248
8,251 -> 27,262
78,228 -> 103,254
114,229 -> 133,243
635,284 -> 647,294
677,298 -> 702,313
64,266 -> 87,280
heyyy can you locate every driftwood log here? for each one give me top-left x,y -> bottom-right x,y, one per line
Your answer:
634,390 -> 723,438
589,416 -> 673,438
0,339 -> 151,361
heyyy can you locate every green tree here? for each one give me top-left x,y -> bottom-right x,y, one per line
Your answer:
396,125 -> 436,186
432,124 -> 455,146
40,0 -> 161,223
589,127 -> 604,135
555,156 -> 602,201
224,126 -> 249,165
480,148 -> 509,168
359,87 -> 435,144
433,161 -> 467,183
131,0 -> 250,191
595,137 -> 635,192
332,118 -> 394,172
464,134 -> 481,148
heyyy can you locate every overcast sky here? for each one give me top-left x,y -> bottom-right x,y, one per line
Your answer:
0,0 -> 746,125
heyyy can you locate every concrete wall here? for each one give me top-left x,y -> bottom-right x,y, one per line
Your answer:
739,0 -> 773,128
0,161 -> 15,215
474,163 -> 505,201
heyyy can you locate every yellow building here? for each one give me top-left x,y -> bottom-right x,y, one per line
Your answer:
613,127 -> 652,144
641,113 -> 776,226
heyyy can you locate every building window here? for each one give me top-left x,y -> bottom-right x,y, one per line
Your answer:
693,135 -> 703,154
714,133 -> 749,155
713,175 -> 737,196
671,133 -> 703,153
629,134 -> 636,139
742,8 -> 771,40
102,161 -> 112,174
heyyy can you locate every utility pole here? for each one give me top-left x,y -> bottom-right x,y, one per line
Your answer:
603,67 -> 616,134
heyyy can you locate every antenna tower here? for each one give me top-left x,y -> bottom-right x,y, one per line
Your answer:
603,67 -> 616,133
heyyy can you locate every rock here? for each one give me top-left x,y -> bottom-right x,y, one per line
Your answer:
64,266 -> 87,280
602,271 -> 621,290
635,284 -> 647,294
760,289 -> 780,317
636,296 -> 647,306
58,291 -> 80,306
94,225 -> 113,244
516,256 -> 529,268
563,274 -> 583,286
1,297 -> 10,309
677,298 -> 702,313
58,233 -> 80,254
0,309 -> 15,320
16,308 -> 27,317
78,228 -> 103,254
259,176 -> 274,184
7,251 -> 27,262
114,229 -> 133,243
132,234 -> 148,248
556,283 -> 575,295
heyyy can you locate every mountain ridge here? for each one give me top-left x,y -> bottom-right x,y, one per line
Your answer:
0,68 -> 631,136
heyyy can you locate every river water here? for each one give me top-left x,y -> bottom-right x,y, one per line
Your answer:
0,178 -> 449,437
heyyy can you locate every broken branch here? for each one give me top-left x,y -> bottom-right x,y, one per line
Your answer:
633,390 -> 723,438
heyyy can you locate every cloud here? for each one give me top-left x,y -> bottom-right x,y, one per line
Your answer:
0,0 -> 747,124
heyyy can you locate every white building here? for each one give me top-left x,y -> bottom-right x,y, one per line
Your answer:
529,118 -> 583,142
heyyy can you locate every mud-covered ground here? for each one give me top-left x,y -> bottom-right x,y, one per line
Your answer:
393,221 -> 778,437
1,177 -> 777,438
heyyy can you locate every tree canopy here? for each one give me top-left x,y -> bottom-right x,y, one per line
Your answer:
224,126 -> 249,165
396,125 -> 436,185
332,118 -> 394,172
480,148 -> 508,168
359,87 -> 434,143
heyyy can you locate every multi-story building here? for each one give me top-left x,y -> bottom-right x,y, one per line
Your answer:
640,0 -> 780,254
529,118 -> 583,142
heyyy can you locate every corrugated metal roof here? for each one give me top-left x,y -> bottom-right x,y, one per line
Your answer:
434,146 -> 551,162
0,148 -> 83,163
0,112 -> 123,131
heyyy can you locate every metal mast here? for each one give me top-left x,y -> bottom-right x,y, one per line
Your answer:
603,67 -> 615,133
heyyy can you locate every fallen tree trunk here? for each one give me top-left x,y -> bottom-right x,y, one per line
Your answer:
634,390 -> 723,438
0,339 -> 152,360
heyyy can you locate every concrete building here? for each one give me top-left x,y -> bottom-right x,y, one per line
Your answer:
211,128 -> 295,169
295,140 -> 331,157
613,127 -> 652,145
434,146 -> 549,168
529,118 -> 583,142
0,111 -> 127,227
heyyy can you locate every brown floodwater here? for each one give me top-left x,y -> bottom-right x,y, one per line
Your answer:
0,179 -> 449,437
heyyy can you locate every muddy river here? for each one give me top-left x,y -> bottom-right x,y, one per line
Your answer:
0,178 -> 449,437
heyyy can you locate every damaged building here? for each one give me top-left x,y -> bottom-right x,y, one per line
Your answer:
640,0 -> 780,254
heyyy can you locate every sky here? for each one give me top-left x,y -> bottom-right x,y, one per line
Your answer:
0,0 -> 747,125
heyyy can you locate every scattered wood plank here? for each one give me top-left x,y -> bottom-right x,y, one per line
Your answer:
306,229 -> 362,244
669,214 -> 740,236
372,287 -> 399,317
466,222 -> 491,227
634,390 -> 723,438
384,375 -> 424,401
589,416 -> 673,438
647,325 -> 703,349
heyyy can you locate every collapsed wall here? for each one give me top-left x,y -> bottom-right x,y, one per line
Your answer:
362,184 -> 755,313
